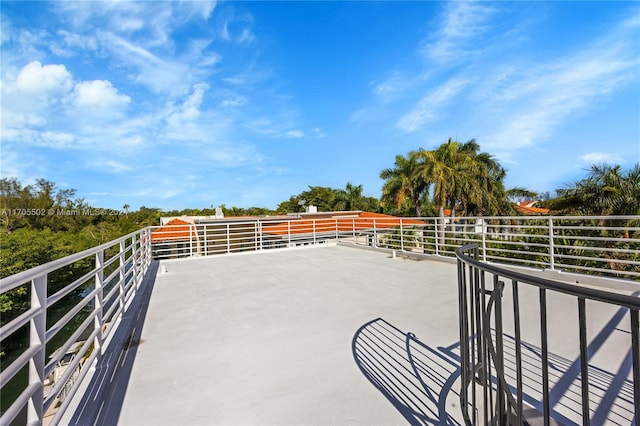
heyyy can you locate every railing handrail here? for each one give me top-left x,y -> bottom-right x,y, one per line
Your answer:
455,244 -> 640,309
0,228 -> 148,291
1,215 -> 639,424
455,243 -> 640,425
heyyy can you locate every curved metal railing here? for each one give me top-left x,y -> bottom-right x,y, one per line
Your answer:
455,244 -> 640,425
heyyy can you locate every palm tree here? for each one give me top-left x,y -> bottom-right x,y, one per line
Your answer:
334,183 -> 364,211
380,152 -> 428,216
416,139 -> 484,219
549,163 -> 640,215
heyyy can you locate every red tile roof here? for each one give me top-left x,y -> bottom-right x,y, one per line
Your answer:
261,212 -> 425,236
151,218 -> 197,242
515,201 -> 549,215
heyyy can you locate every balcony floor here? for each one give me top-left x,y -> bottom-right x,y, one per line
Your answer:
68,244 -> 636,425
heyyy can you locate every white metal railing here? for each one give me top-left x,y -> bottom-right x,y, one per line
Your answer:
0,228 -> 152,425
1,215 -> 638,425
149,215 -> 640,281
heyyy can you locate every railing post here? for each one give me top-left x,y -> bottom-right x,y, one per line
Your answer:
548,217 -> 555,270
287,220 -> 291,248
226,223 -> 230,254
631,309 -> 640,423
131,232 -> 140,290
204,225 -> 208,256
400,219 -> 404,252
94,251 -> 104,356
335,218 -> 338,241
373,219 -> 377,247
119,240 -> 125,312
352,218 -> 355,240
258,221 -> 263,250
313,220 -> 316,245
189,225 -> 194,257
435,218 -> 440,256
27,273 -> 47,425
481,217 -> 487,262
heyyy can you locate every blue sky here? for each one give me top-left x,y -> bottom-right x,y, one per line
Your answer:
1,1 -> 639,211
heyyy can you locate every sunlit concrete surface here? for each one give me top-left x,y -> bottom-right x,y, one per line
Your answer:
67,244 -> 637,425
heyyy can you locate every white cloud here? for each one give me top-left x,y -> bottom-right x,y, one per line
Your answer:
2,128 -> 75,148
165,83 -> 209,130
98,31 -> 204,95
579,152 -> 624,164
422,1 -> 497,63
482,17 -> 640,151
397,78 -> 470,133
372,72 -> 412,102
74,80 -> 131,107
15,61 -> 72,93
286,130 -> 304,139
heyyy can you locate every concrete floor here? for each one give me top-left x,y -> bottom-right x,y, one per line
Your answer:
67,244 -> 637,426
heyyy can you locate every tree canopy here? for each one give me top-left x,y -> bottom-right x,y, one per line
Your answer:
380,139 -> 533,217
543,164 -> 640,215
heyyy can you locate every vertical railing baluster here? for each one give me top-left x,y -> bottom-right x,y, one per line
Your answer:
352,218 -> 355,240
548,217 -> 555,270
470,246 -> 481,425
254,222 -> 258,251
631,309 -> 640,424
480,269 -> 489,426
132,233 -> 140,290
204,224 -> 208,256
469,263 -> 477,424
313,220 -> 316,245
481,217 -> 487,262
512,279 -> 523,425
119,241 -> 125,314
578,298 -> 591,425
189,225 -> 194,257
95,251 -> 104,357
540,287 -> 550,426
287,220 -> 291,248
226,223 -> 230,254
400,219 -> 404,252
28,273 -> 47,424
373,219 -> 377,247
433,219 -> 440,256
494,276 -> 505,424
457,257 -> 470,423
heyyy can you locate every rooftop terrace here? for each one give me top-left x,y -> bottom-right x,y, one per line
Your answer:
1,215 -> 639,425
70,245 -> 461,425
66,244 -> 636,425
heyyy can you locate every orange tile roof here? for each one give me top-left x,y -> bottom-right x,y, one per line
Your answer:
514,204 -> 549,215
262,212 -> 425,236
151,218 -> 197,242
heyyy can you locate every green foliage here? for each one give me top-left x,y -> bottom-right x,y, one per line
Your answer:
380,139 -> 533,217
544,164 -> 640,215
277,183 -> 379,214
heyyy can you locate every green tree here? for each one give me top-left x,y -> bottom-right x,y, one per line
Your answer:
546,164 -> 640,215
333,182 -> 379,212
416,139 -> 484,219
380,152 -> 427,216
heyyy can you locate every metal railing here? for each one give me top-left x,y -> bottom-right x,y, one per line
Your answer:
0,228 -> 152,425
455,244 -> 640,425
1,215 -> 638,425
149,215 -> 640,281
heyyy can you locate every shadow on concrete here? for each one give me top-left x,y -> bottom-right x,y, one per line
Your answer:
68,260 -> 158,426
439,307 -> 637,426
352,318 -> 463,425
